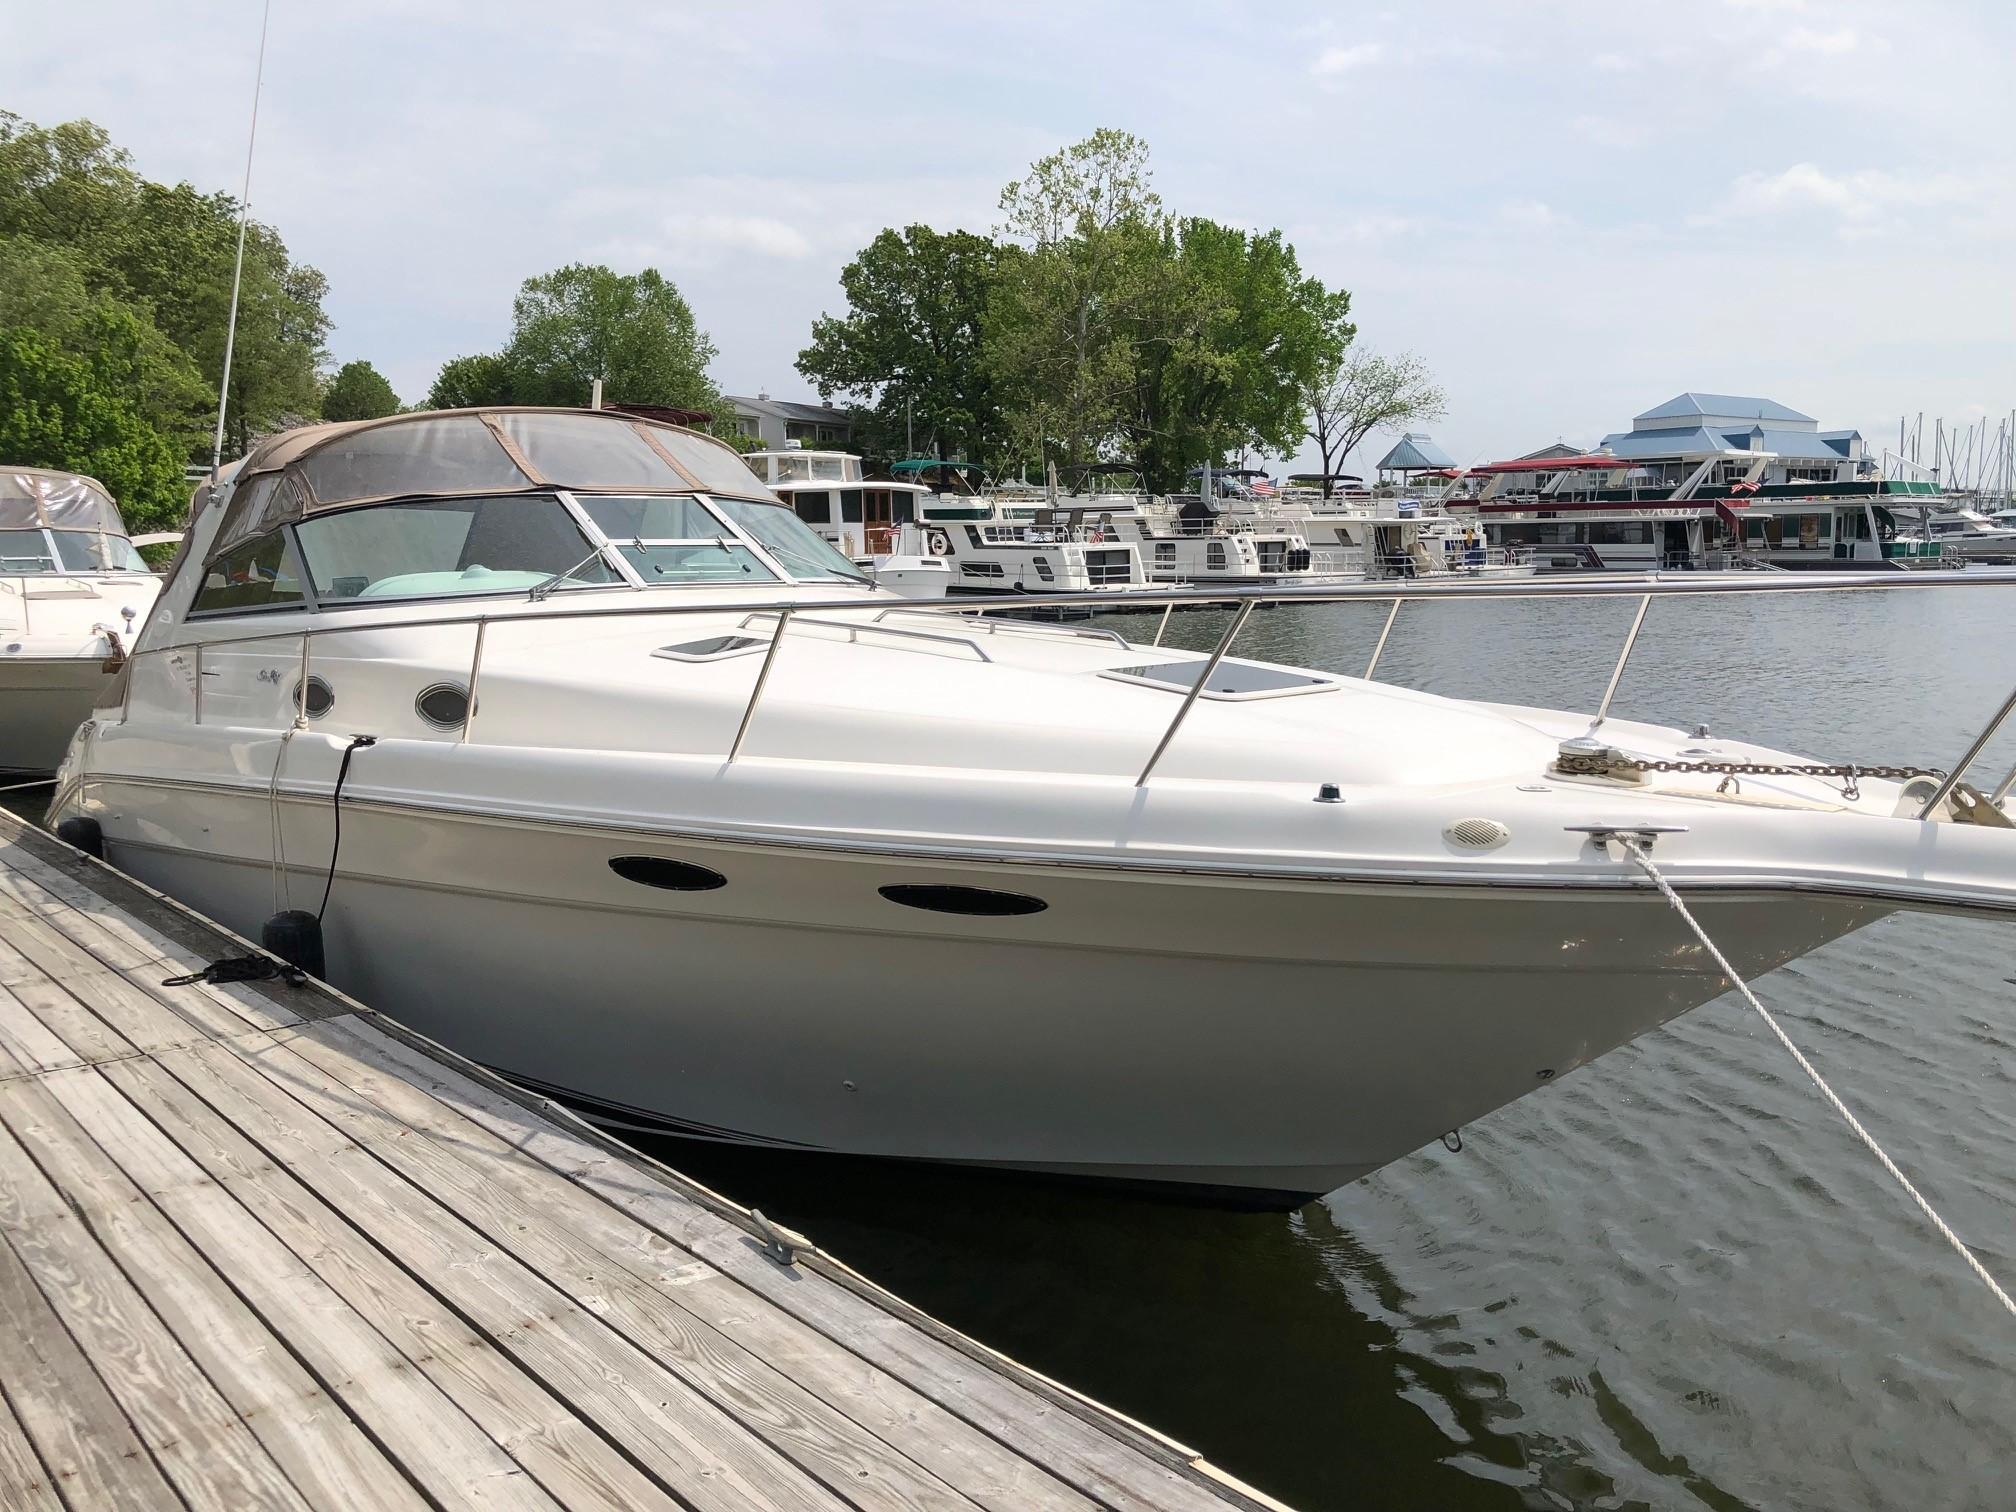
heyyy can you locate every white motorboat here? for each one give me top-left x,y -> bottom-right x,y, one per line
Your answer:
48,409 -> 2016,1205
1916,506 -> 2016,562
741,446 -> 950,598
2,468 -> 167,773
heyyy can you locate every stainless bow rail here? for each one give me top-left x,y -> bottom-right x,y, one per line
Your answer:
114,568 -> 2016,797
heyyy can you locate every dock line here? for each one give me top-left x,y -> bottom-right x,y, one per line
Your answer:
1621,836 -> 2016,1318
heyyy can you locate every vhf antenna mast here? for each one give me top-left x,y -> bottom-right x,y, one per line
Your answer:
210,0 -> 274,479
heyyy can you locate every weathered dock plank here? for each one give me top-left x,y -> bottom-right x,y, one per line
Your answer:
0,809 -> 1287,1512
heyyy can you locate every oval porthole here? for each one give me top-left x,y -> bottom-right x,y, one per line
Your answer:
414,682 -> 470,730
290,676 -> 335,719
878,884 -> 1047,917
609,855 -> 728,892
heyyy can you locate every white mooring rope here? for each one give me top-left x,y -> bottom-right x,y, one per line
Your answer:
1622,839 -> 2016,1317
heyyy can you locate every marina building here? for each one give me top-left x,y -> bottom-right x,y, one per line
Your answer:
1595,393 -> 1867,492
727,392 -> 856,448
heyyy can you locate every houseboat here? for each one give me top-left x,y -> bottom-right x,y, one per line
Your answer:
1446,394 -> 1958,571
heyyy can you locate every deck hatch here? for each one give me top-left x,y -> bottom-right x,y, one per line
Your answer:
654,635 -> 768,663
1100,659 -> 1338,700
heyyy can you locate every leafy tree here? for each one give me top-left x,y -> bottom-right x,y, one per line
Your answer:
1121,219 -> 1352,491
796,225 -> 1003,467
0,235 -> 211,456
986,129 -> 1166,472
0,112 -> 331,464
0,324 -> 188,529
321,358 -> 401,421
427,352 -> 516,409
501,263 -> 720,412
106,183 -> 329,455
0,114 -> 136,251
1303,349 -> 1447,497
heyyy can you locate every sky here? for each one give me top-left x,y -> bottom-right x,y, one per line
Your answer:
8,0 -> 2014,475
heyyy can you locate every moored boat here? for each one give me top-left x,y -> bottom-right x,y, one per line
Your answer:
49,407 -> 2016,1205
1,468 -> 168,773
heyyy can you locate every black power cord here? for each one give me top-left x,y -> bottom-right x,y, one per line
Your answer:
317,735 -> 377,922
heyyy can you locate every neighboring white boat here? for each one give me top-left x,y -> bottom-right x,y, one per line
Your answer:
905,505 -> 1151,596
1,468 -> 168,772
49,408 -> 2016,1205
740,446 -> 949,598
1916,507 -> 2016,561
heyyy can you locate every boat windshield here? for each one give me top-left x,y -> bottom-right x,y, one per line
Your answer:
709,497 -> 872,583
573,495 -> 779,585
52,530 -> 150,572
293,493 -> 620,602
772,454 -> 854,484
0,528 -> 149,574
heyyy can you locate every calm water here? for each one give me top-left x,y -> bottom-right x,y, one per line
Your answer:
13,586 -> 2014,1510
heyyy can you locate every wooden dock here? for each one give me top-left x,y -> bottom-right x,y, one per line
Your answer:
0,811 -> 1285,1512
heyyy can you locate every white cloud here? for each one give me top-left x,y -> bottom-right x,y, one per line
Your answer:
658,215 -> 812,260
1572,114 -> 1650,149
1784,26 -> 1860,53
1306,212 -> 1427,245
1709,163 -> 1968,225
1498,200 -> 1561,231
1310,42 -> 1384,76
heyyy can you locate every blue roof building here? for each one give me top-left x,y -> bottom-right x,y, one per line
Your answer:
1375,432 -> 1456,474
1596,393 -> 1865,489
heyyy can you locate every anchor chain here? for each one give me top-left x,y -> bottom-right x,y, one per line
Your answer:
1553,747 -> 1943,802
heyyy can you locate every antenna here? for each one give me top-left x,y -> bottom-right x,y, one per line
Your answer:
210,0 -> 274,479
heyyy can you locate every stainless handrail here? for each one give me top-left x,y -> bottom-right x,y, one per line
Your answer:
1363,599 -> 1403,680
727,607 -> 792,763
1917,682 -> 2016,818
1134,599 -> 1255,788
112,570 -> 2016,796
737,611 -> 990,662
116,569 -> 2016,668
881,606 -> 1128,648
1592,594 -> 1653,728
460,619 -> 487,744
1992,757 -> 2016,808
293,634 -> 312,730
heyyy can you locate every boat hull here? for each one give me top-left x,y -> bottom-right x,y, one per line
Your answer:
0,657 -> 109,773
76,780 -> 1887,1204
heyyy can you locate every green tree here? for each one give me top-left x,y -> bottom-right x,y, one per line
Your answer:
106,183 -> 329,455
986,129 -> 1166,472
427,352 -> 517,409
321,358 -> 401,421
1121,219 -> 1353,490
796,225 -> 1004,467
1303,349 -> 1447,497
0,113 -> 331,463
0,114 -> 136,251
0,324 -> 188,529
0,235 -> 212,457
501,263 -> 720,412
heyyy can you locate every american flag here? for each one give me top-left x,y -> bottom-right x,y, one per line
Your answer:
1251,476 -> 1277,496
